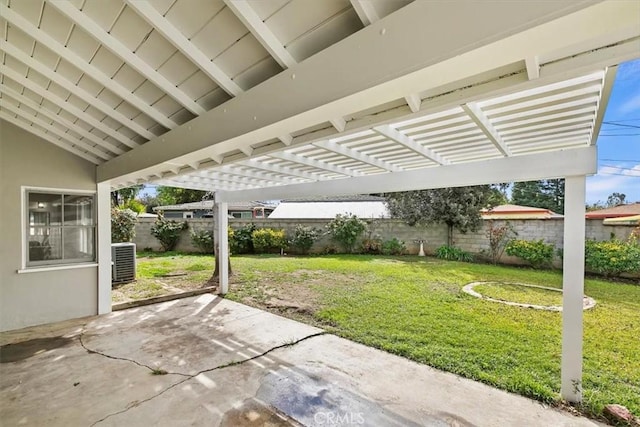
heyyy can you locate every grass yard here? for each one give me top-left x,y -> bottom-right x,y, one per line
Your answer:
131,252 -> 640,420
472,282 -> 565,307
112,252 -> 215,303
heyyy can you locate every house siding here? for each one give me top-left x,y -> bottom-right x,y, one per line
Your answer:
0,120 -> 98,331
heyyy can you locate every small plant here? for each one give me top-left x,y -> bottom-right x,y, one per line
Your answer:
361,236 -> 383,254
150,214 -> 187,251
321,244 -> 339,255
485,220 -> 517,264
327,213 -> 367,253
505,239 -> 555,268
191,229 -> 214,253
230,224 -> 256,254
584,238 -> 640,277
382,238 -> 406,255
289,225 -> 320,254
111,208 -> 138,243
436,245 -> 473,262
252,228 -> 287,253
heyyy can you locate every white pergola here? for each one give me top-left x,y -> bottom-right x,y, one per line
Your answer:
1,0 -> 639,404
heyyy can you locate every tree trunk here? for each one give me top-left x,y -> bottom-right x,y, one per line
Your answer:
447,224 -> 454,247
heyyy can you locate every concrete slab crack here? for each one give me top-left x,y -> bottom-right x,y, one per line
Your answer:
78,331 -> 191,377
88,331 -> 326,426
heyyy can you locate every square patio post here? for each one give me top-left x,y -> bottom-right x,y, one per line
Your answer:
560,175 -> 587,402
97,182 -> 112,315
216,201 -> 229,295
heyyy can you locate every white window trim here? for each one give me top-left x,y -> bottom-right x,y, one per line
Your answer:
17,263 -> 99,274
21,186 -> 97,271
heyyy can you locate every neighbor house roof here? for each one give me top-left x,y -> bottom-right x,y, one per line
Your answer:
481,204 -> 562,220
585,203 -> 640,219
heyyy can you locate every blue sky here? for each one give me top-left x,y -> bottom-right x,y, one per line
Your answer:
141,59 -> 640,203
586,58 -> 640,204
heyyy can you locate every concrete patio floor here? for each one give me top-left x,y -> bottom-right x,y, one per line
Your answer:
1,294 -> 603,427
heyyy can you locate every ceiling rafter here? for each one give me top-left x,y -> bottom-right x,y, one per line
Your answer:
350,0 -> 379,26
1,43 -> 155,141
202,172 -> 281,187
239,159 -> 320,181
223,0 -> 296,69
48,0 -> 206,115
0,3 -> 176,130
161,178 -> 249,192
329,117 -> 346,132
373,125 -> 450,165
218,166 -> 298,184
179,174 -> 257,189
1,66 -> 137,148
0,111 -> 101,164
0,99 -> 112,160
462,103 -> 512,157
0,84 -> 124,156
269,151 -> 363,177
124,0 -> 243,97
405,93 -> 422,113
315,140 -> 403,172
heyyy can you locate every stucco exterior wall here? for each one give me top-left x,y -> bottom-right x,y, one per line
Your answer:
0,120 -> 98,331
133,216 -> 635,259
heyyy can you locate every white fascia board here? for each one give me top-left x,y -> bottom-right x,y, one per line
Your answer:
217,146 -> 596,203
98,1 -> 638,184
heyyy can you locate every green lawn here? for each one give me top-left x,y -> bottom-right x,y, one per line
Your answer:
134,253 -> 640,420
472,282 -> 564,306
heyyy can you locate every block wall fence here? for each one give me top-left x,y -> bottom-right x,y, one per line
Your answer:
133,218 -> 635,266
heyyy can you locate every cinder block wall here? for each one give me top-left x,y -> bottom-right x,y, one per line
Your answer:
133,217 -> 636,262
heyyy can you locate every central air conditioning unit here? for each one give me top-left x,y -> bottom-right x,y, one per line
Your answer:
111,243 -> 136,284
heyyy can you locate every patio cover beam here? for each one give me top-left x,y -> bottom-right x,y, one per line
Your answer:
48,0 -> 206,115
124,0 -> 243,97
216,146 -> 596,202
97,0 -> 639,184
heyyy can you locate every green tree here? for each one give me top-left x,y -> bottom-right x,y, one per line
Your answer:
156,186 -> 208,205
511,179 -> 564,213
606,192 -> 626,207
386,186 -> 494,246
111,184 -> 143,206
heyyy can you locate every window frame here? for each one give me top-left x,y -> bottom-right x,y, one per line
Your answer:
22,186 -> 96,270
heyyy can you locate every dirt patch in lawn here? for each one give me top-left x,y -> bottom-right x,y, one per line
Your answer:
229,269 -> 367,326
112,270 -> 215,304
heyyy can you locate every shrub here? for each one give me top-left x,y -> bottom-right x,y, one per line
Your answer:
252,228 -> 287,253
191,229 -> 214,253
485,220 -> 516,264
151,214 -> 187,251
436,245 -> 473,262
382,238 -> 406,255
111,208 -> 137,243
505,239 -> 555,268
230,224 -> 256,254
361,237 -> 383,254
121,199 -> 146,214
289,225 -> 320,254
327,214 -> 367,253
584,239 -> 640,277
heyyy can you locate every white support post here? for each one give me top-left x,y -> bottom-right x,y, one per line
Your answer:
561,175 -> 587,402
97,182 -> 112,315
216,201 -> 229,295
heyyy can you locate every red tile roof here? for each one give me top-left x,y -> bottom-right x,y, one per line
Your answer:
585,203 -> 640,219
